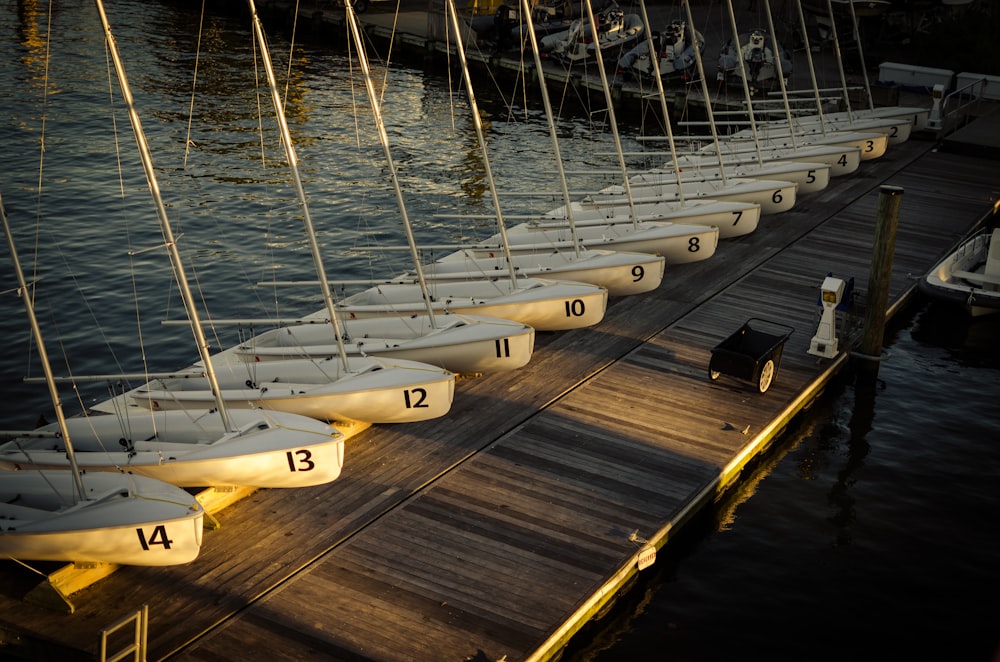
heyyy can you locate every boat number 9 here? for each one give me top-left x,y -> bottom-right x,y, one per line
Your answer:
564,299 -> 587,317
404,387 -> 429,408
286,449 -> 315,472
136,525 -> 174,551
631,265 -> 645,282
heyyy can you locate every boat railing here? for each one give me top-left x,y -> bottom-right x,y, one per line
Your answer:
929,76 -> 988,135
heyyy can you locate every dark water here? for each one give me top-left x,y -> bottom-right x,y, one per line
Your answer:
1,2 -> 999,661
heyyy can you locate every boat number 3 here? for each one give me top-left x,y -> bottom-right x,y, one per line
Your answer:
286,449 -> 316,472
564,299 -> 587,317
864,140 -> 875,153
136,525 -> 174,551
404,387 -> 429,408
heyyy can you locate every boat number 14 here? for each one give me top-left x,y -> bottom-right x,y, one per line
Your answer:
136,525 -> 175,551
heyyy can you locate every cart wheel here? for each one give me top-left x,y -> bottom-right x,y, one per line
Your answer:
709,368 -> 721,381
757,359 -> 775,393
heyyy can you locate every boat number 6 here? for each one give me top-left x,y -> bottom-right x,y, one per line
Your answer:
772,190 -> 783,204
136,525 -> 174,551
286,449 -> 315,472
564,299 -> 587,317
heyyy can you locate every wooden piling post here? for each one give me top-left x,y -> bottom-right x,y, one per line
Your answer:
859,185 -> 904,369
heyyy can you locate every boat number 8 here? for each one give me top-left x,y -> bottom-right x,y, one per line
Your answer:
688,237 -> 701,252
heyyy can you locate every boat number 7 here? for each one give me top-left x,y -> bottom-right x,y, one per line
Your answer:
136,525 -> 174,550
404,387 -> 429,408
286,449 -> 315,472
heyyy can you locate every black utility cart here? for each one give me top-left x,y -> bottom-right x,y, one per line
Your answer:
708,318 -> 794,394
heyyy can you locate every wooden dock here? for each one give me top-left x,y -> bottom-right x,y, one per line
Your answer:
3,126 -> 1000,660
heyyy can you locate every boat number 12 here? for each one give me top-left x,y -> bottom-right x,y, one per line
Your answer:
136,525 -> 174,551
404,387 -> 429,408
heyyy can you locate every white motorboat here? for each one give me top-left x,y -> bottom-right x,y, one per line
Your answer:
919,228 -> 1000,317
617,19 -> 703,81
543,6 -> 644,63
717,29 -> 793,93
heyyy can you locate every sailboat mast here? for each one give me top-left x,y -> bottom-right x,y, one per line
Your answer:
722,0 -> 771,159
2,196 -> 88,500
246,0 -> 354,367
824,0 -> 854,116
93,0 -> 234,432
843,0 -> 875,111
343,1 -> 439,323
444,0 -> 532,271
794,0 -> 828,123
518,0 -> 582,248
633,0 -> 687,202
581,0 -> 641,225
683,0 -> 729,184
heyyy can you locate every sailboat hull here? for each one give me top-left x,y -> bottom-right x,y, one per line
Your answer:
591,177 -> 799,215
234,313 -> 536,374
336,278 -> 609,331
0,471 -> 204,566
0,409 -> 347,488
493,222 -> 720,262
541,199 -> 761,239
682,143 -> 862,177
423,248 -> 665,296
632,160 -> 831,194
121,356 -> 456,424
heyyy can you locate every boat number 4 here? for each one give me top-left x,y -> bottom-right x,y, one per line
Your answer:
136,525 -> 176,551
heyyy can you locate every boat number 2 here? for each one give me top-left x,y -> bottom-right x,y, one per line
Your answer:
136,525 -> 174,551
286,449 -> 316,472
564,299 -> 587,317
404,387 -> 429,408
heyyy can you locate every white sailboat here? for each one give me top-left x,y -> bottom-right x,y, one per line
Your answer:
100,0 -> 455,426
0,1 -> 350,488
619,0 -> 831,198
569,0 -> 799,218
332,0 -> 608,331
391,0 -> 664,299
723,0 -> 910,150
225,2 -> 536,375
1,194 -> 204,566
776,0 -> 929,136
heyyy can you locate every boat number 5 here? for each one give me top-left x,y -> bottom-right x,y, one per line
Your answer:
286,449 -> 316,472
564,299 -> 587,317
404,387 -> 429,408
136,525 -> 174,551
